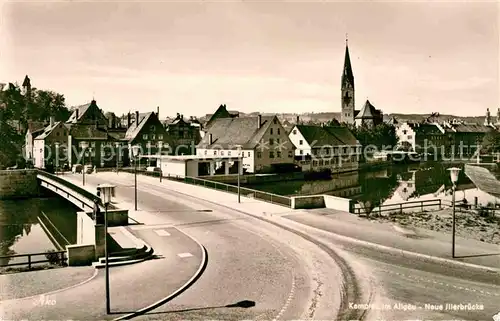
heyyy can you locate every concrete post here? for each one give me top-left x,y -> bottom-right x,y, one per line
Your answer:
209,161 -> 215,175
224,161 -> 229,175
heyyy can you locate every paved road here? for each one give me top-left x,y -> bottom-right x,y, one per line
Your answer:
284,210 -> 500,321
0,227 -> 202,320
64,173 -> 346,321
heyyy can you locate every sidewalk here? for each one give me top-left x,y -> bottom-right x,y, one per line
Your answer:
86,172 -> 500,270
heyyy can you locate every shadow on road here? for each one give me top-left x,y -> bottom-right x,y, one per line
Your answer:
137,300 -> 257,316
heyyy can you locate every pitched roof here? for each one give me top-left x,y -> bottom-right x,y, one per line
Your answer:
125,112 -> 154,141
413,123 -> 444,135
296,125 -> 359,147
22,75 -> 30,87
69,124 -> 108,140
205,104 -> 236,129
197,115 -> 275,149
451,124 -> 493,133
67,102 -> 92,123
34,121 -> 64,140
355,100 -> 381,119
341,44 -> 354,88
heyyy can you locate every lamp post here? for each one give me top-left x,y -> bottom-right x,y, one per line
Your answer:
234,145 -> 243,203
97,183 -> 116,314
448,167 -> 461,258
131,145 -> 140,211
54,142 -> 60,175
80,141 -> 89,186
115,142 -> 120,174
158,141 -> 163,182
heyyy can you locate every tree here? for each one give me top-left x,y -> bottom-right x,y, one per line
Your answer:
481,130 -> 500,153
351,123 -> 398,150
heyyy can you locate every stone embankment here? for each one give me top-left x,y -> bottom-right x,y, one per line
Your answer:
374,208 -> 500,245
0,169 -> 40,199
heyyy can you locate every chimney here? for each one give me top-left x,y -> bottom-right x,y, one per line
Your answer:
109,115 -> 113,128
49,116 -> 55,127
127,112 -> 131,128
296,115 -> 299,124
209,133 -> 213,145
257,114 -> 262,129
135,111 -> 139,127
156,106 -> 160,118
75,109 -> 79,120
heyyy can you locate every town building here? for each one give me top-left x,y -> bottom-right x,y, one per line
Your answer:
33,117 -> 70,169
124,110 -> 174,166
197,114 -> 295,173
203,104 -> 239,129
164,113 -> 202,155
340,40 -> 384,127
288,124 -> 361,173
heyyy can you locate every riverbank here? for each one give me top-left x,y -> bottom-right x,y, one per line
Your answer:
369,207 -> 500,245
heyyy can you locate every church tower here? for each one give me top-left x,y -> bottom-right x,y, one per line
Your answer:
341,38 -> 355,125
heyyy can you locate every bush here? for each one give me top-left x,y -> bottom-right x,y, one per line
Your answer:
45,249 -> 62,265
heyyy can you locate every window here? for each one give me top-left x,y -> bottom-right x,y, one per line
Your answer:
269,151 -> 274,158
407,135 -> 412,139
143,134 -> 148,140
273,118 -> 277,124
150,125 -> 155,131
214,150 -> 217,155
248,152 -> 251,157
299,140 -> 303,145
403,130 -> 407,135
277,151 -> 281,158
276,138 -> 280,144
159,134 -> 163,140
277,128 -> 280,135
293,129 -> 297,135
319,160 -> 324,166
299,150 -> 303,155
269,138 -> 274,145
343,147 -> 347,154
313,160 -> 318,166
288,151 -> 293,158
204,150 -> 207,155
257,152 -> 262,158
152,134 -> 156,140
221,151 -> 224,156
228,151 -> 231,156
270,128 -> 273,135
325,160 -> 330,165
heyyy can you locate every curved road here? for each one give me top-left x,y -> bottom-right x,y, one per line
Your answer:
66,173 -> 349,321
284,210 -> 500,321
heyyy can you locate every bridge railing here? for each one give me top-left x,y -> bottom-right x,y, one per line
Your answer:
119,168 -> 292,208
0,251 -> 67,269
353,199 -> 443,216
37,169 -> 116,210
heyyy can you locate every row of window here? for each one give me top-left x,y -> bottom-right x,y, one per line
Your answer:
204,150 -> 252,157
298,147 -> 360,155
311,156 -> 357,166
143,134 -> 164,140
257,151 -> 294,159
269,127 -> 281,135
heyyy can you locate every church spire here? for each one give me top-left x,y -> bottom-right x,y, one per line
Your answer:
341,37 -> 354,89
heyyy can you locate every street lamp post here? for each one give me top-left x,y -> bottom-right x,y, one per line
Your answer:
158,141 -> 163,182
234,145 -> 243,203
115,142 -> 120,174
448,167 -> 461,258
80,142 -> 89,186
131,145 -> 140,211
54,142 -> 60,175
97,183 -> 116,314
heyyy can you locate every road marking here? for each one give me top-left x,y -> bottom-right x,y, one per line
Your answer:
129,224 -> 173,230
273,276 -> 296,321
177,252 -> 193,258
154,229 -> 171,237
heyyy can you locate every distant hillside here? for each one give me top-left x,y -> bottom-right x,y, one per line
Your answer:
197,111 -> 487,126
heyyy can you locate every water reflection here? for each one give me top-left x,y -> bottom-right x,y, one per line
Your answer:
0,197 -> 78,266
245,162 -> 500,214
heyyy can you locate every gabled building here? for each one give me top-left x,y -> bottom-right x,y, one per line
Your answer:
24,121 -> 47,163
288,124 -> 361,173
124,111 -> 174,165
354,100 -> 384,128
164,113 -> 202,154
204,104 -> 239,129
197,114 -> 295,173
33,117 -> 70,169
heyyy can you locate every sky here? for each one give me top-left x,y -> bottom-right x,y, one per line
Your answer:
1,0 -> 498,118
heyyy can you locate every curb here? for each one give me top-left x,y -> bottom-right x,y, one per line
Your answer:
112,227 -> 208,320
2,268 -> 99,302
149,180 -> 500,273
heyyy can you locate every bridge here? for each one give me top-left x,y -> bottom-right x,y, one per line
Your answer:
37,170 -> 128,226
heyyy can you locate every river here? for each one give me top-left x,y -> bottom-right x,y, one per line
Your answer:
245,162 -> 500,213
0,196 -> 78,266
